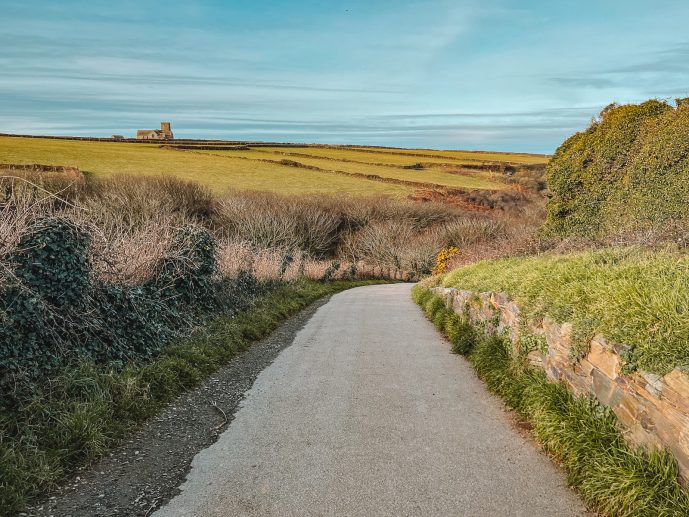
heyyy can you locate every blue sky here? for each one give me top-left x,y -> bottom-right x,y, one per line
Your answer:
2,0 -> 689,152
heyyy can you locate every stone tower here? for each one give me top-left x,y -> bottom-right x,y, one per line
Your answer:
160,122 -> 173,139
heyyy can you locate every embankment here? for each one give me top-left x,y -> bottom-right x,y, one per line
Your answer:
413,250 -> 689,515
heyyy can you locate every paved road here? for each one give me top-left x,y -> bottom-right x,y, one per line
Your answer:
155,284 -> 586,517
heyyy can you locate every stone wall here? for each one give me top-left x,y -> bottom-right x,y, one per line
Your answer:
431,286 -> 689,483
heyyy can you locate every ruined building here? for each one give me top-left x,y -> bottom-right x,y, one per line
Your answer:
136,122 -> 174,140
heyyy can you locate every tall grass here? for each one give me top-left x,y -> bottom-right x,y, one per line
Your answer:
413,285 -> 689,517
441,247 -> 689,374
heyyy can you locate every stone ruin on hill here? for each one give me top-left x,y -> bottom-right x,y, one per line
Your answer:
136,121 -> 174,140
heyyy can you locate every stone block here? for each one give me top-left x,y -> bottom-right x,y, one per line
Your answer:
591,368 -> 624,407
587,335 -> 622,380
433,288 -> 689,485
662,368 -> 689,409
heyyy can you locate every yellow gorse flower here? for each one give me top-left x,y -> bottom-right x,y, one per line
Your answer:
432,246 -> 459,275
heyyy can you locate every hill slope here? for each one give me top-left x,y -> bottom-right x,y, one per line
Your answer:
0,136 -> 545,196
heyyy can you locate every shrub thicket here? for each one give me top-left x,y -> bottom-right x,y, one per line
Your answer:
543,98 -> 689,238
0,219 -> 266,405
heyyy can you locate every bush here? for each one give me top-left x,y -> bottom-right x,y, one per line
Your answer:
8,217 -> 91,306
543,99 -> 689,238
0,219 -> 268,402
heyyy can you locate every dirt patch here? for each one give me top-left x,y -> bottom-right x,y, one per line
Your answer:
26,296 -> 332,517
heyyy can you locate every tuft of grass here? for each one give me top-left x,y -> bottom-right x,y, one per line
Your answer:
413,285 -> 689,517
0,279 -> 380,515
441,247 -> 689,375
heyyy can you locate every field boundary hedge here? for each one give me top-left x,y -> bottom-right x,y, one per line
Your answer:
543,98 -> 689,237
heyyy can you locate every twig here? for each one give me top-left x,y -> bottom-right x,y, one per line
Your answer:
144,498 -> 160,517
0,175 -> 88,211
210,401 -> 228,431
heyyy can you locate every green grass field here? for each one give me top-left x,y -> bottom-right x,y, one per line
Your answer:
194,148 -> 505,190
257,145 -> 545,167
342,146 -> 550,165
0,136 -> 543,195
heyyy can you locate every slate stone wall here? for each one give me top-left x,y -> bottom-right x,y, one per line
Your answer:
431,286 -> 689,483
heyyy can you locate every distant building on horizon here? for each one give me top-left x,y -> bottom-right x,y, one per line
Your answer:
136,122 -> 173,140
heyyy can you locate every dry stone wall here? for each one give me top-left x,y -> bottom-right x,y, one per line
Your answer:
431,286 -> 689,483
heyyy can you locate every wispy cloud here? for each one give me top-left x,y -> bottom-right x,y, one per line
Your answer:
2,0 -> 689,152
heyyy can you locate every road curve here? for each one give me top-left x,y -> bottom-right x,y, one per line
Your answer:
155,284 -> 586,517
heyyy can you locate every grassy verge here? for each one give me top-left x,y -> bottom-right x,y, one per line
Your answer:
0,279 -> 378,515
441,247 -> 689,375
412,284 -> 689,517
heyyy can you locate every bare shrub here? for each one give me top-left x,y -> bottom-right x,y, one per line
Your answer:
217,191 -> 343,257
433,217 -> 506,248
89,220 -> 176,284
84,174 -> 215,232
216,240 -> 255,278
0,168 -> 86,206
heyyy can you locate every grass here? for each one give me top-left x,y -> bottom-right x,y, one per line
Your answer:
0,136 -> 547,197
0,137 -> 411,196
440,247 -> 689,375
349,146 -> 550,165
258,145 -> 546,167
0,279 -> 381,515
199,148 -> 506,190
413,284 -> 689,517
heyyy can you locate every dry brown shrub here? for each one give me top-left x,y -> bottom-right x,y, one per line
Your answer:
88,221 -> 176,284
84,174 -> 215,232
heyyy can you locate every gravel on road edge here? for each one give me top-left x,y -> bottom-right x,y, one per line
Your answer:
27,296 -> 333,517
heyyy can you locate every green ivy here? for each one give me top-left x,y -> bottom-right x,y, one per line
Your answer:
0,220 -> 271,406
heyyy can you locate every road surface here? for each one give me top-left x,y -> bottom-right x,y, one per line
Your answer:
155,284 -> 586,517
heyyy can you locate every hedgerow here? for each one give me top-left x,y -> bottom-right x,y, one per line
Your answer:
0,218 -> 267,406
413,285 -> 689,516
543,98 -> 689,237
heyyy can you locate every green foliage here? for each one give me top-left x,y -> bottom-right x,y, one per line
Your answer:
413,286 -> 689,516
0,220 -> 267,403
150,226 -> 218,309
411,285 -> 477,355
441,247 -> 689,375
0,279 -> 380,515
8,217 -> 91,306
543,99 -> 689,236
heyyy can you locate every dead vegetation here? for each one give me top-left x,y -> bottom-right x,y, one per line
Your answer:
0,168 -> 546,284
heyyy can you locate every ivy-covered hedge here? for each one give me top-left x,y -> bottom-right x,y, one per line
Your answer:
543,98 -> 689,237
0,218 -> 267,402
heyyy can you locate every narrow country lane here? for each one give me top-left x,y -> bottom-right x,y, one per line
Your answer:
155,284 -> 586,517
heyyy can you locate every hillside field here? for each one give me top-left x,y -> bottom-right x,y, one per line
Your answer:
0,136 -> 546,196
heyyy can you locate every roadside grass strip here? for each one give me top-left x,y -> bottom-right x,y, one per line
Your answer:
413,284 -> 689,517
0,280 -> 379,515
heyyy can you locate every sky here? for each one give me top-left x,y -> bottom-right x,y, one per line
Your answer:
1,0 -> 689,153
